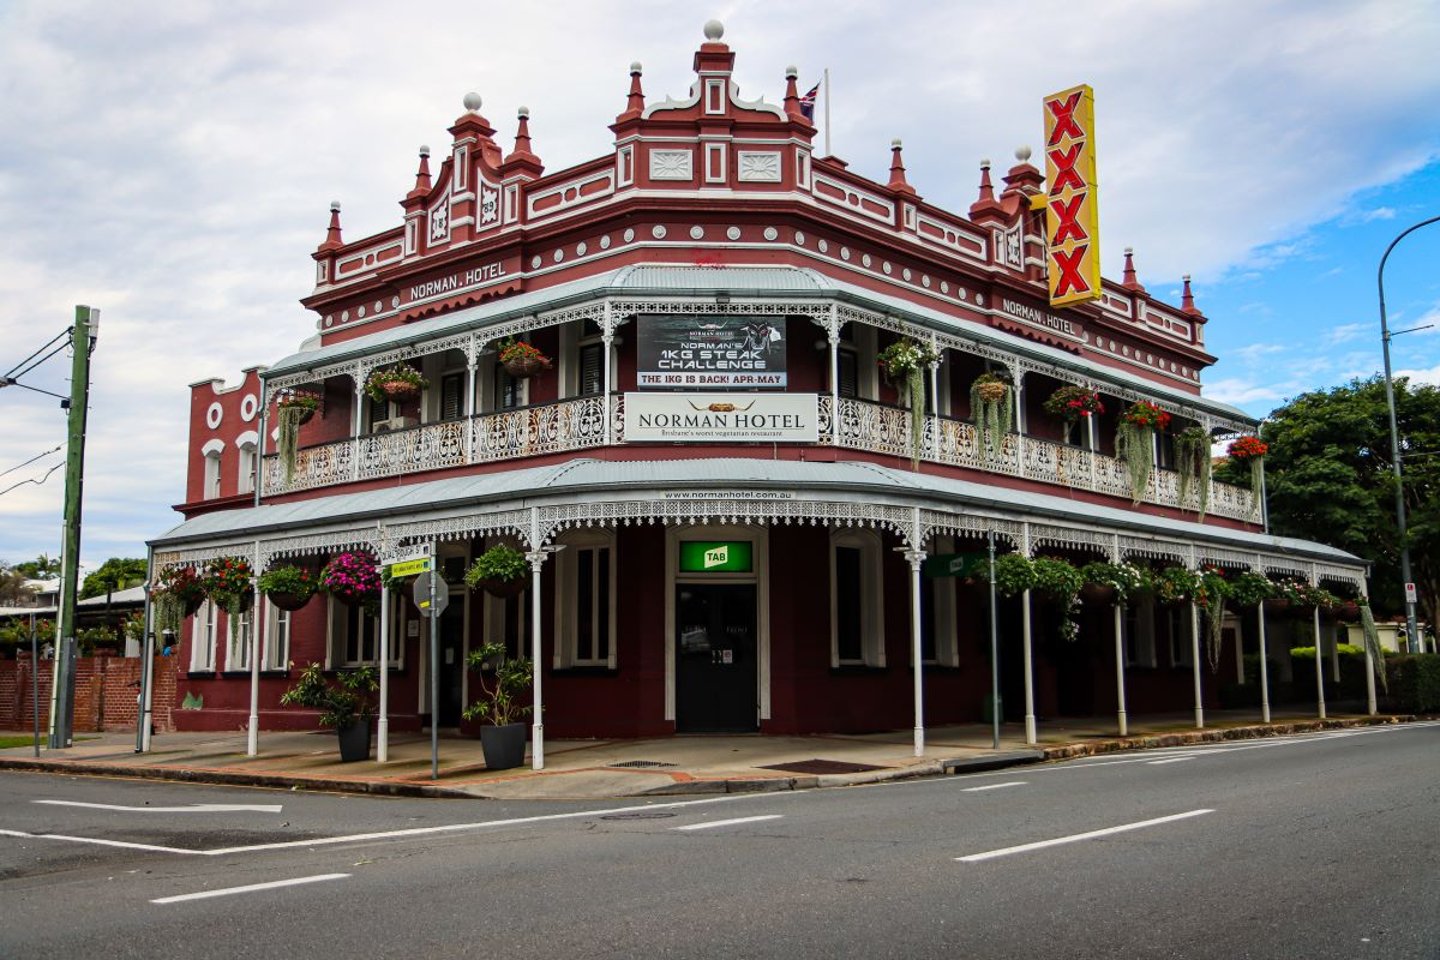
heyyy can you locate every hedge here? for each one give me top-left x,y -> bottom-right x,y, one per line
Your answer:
1383,654 -> 1440,713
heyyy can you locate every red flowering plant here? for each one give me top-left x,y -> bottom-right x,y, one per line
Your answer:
321,550 -> 381,607
1043,385 -> 1105,423
498,337 -> 553,370
200,556 -> 254,615
152,564 -> 207,637
1121,400 -> 1171,431
1116,401 -> 1171,504
276,389 -> 321,414
1227,435 -> 1268,461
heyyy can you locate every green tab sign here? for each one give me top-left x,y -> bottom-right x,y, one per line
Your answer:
922,552 -> 985,579
679,540 -> 753,573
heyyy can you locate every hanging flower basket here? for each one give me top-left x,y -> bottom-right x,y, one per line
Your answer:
969,372 -> 1014,460
479,576 -> 528,598
465,545 -> 530,598
258,564 -> 319,612
498,338 -> 553,379
1080,582 -> 1116,605
267,591 -> 312,612
1043,386 -> 1105,423
276,389 -> 320,426
364,366 -> 428,405
320,550 -> 381,607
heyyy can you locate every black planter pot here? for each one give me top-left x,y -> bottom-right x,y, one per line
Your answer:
336,721 -> 372,763
480,576 -> 528,599
480,722 -> 527,770
266,590 -> 313,612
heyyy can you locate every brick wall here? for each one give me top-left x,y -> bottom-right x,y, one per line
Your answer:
0,655 -> 178,734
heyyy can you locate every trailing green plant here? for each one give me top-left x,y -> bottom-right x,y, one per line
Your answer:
1115,402 -> 1169,504
257,564 -> 318,602
464,545 -> 530,587
1079,562 -> 1150,605
1151,565 -> 1200,606
280,662 -> 378,729
274,390 -> 320,485
992,553 -> 1036,598
1032,556 -> 1084,642
1228,571 -> 1276,609
152,564 -> 205,637
463,641 -> 534,726
364,365 -> 428,405
1173,426 -> 1212,519
969,372 -> 1013,460
1195,568 -> 1232,672
876,338 -> 941,468
1358,600 -> 1387,692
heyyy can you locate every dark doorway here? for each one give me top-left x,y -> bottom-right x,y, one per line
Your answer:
437,596 -> 465,727
675,583 -> 759,732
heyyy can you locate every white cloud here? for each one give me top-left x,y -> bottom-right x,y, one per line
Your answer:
1202,378 -> 1288,408
1327,323 -> 1369,345
2,0 -> 1439,565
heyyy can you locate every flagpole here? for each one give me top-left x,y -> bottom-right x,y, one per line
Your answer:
823,67 -> 831,157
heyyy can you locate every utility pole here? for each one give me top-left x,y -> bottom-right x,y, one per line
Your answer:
48,305 -> 99,749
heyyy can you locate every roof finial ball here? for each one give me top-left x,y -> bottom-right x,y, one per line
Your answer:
786,65 -> 798,80
462,91 -> 483,113
630,61 -> 643,75
330,200 -> 341,213
703,19 -> 724,40
518,106 -> 530,119
1015,145 -> 1032,162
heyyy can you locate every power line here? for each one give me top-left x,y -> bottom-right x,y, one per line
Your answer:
0,462 -> 63,498
0,446 -> 63,478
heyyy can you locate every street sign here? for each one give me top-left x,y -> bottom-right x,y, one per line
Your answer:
922,552 -> 984,578
413,571 -> 449,618
1405,582 -> 1418,604
388,555 -> 432,578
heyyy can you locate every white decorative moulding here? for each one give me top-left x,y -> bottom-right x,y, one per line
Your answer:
737,151 -> 782,183
649,149 -> 694,181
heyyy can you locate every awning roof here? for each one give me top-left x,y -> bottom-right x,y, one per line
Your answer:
151,457 -> 1360,569
265,264 -> 1253,426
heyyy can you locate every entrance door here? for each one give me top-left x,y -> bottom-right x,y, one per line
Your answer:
675,584 -> 758,732
437,597 -> 465,727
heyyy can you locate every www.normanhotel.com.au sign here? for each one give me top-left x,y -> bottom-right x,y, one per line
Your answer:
623,393 -> 819,442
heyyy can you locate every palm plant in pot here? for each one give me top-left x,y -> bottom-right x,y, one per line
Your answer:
279,662 -> 378,762
464,544 -> 530,598
463,641 -> 534,770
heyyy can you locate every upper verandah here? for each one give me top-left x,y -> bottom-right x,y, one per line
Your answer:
300,20 -> 1213,393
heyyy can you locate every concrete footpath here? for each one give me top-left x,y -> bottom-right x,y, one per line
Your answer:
0,709 -> 1417,801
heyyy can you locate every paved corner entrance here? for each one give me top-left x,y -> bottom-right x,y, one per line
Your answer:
675,584 -> 759,732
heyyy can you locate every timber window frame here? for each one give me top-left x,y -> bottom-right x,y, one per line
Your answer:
554,531 -> 617,669
830,528 -> 886,668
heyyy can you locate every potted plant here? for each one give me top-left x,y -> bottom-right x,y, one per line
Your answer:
1115,400 -> 1171,504
463,641 -> 533,770
279,662 -> 378,762
991,552 -> 1036,598
1151,565 -> 1200,607
258,563 -> 319,612
153,564 -> 206,636
364,365 -> 428,405
1079,561 -> 1148,606
876,337 -> 941,468
320,550 -> 381,608
464,544 -> 530,598
1227,434 -> 1268,487
1043,385 -> 1104,444
969,372 -> 1013,460
275,389 -> 321,484
1228,570 -> 1275,609
498,337 -> 553,379
200,556 -> 255,643
1173,425 -> 1213,519
1032,556 -> 1084,642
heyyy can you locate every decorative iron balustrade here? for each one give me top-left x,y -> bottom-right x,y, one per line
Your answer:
259,393 -> 1254,521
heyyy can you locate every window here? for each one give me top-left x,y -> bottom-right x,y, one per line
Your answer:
578,342 -> 604,397
837,348 -> 858,398
556,534 -> 616,668
494,364 -> 522,410
203,452 -> 222,500
830,530 -> 885,667
367,394 -> 390,430
189,601 -> 217,671
327,596 -> 402,668
440,372 -> 465,421
1168,606 -> 1193,668
237,441 -> 256,495
263,603 -> 291,671
1124,599 -> 1158,668
227,609 -> 252,671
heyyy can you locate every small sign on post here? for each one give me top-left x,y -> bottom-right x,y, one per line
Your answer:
1404,582 -> 1418,605
413,571 -> 449,618
388,555 -> 432,579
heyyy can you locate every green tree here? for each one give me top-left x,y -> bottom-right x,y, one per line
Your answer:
12,553 -> 61,579
79,557 -> 147,600
0,566 -> 37,605
1218,375 -> 1440,626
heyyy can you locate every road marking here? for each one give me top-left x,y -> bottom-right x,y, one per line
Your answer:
674,815 -> 783,831
962,781 -> 1028,792
34,800 -> 284,814
0,828 -> 202,856
1147,757 -> 1195,765
151,873 -> 349,904
956,809 -> 1213,863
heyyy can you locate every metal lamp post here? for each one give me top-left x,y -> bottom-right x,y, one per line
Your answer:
1377,214 -> 1440,654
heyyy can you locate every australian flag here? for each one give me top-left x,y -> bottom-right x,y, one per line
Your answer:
799,81 -> 820,121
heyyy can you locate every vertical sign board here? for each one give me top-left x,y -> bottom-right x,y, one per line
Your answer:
1043,84 -> 1101,308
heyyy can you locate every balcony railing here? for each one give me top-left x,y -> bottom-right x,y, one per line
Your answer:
262,394 -> 1256,521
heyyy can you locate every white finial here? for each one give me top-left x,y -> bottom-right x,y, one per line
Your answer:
703,19 -> 724,40
630,60 -> 643,74
980,158 -> 991,169
462,91 -> 483,112
892,138 -> 903,149
785,65 -> 798,79
1183,273 -> 1192,282
1124,246 -> 1133,255
518,105 -> 530,119
1015,145 -> 1032,162
329,201 -> 341,213
419,145 -> 430,157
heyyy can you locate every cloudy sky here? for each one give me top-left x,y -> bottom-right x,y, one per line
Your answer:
2,0 -> 1438,575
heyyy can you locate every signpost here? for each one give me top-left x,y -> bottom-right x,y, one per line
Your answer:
377,551 -> 433,763
407,548 -> 443,779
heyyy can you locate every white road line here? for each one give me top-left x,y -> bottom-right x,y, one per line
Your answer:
151,873 -> 349,905
0,828 -> 202,856
962,781 -> 1028,792
674,815 -> 783,831
34,800 -> 284,814
1147,757 -> 1196,765
956,809 -> 1214,863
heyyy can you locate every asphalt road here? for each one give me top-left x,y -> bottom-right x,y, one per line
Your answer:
2,722 -> 1437,960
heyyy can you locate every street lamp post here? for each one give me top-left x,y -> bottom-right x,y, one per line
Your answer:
1377,214 -> 1440,655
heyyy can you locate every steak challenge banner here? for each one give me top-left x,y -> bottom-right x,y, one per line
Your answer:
636,315 -> 786,389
